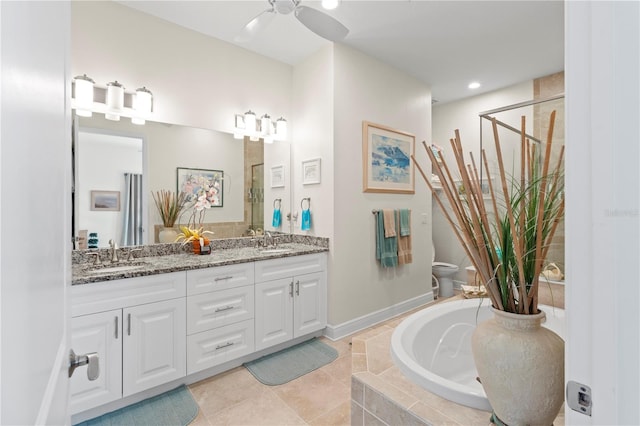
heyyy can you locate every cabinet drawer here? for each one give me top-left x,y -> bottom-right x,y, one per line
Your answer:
187,285 -> 254,335
187,319 -> 254,374
255,253 -> 325,283
186,263 -> 255,295
71,272 -> 186,317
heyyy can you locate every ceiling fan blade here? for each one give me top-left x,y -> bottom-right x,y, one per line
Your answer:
294,5 -> 349,42
234,8 -> 277,43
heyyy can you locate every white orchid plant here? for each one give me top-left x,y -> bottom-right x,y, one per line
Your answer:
176,178 -> 220,245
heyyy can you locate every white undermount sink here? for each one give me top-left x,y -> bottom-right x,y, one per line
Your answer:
259,248 -> 292,254
86,263 -> 147,274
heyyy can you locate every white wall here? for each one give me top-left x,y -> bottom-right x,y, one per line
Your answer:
431,81 -> 533,282
291,46 -> 335,238
329,44 -> 432,326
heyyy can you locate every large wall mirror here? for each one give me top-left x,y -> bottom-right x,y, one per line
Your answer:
72,115 -> 291,249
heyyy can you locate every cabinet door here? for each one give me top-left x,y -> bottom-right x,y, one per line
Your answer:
122,298 -> 186,397
293,272 -> 327,338
70,310 -> 122,414
255,278 -> 293,351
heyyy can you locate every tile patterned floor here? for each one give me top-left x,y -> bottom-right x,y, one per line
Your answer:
187,295 -> 454,426
186,292 -> 564,425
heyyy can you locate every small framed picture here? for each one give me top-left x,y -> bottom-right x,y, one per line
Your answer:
270,165 -> 285,188
302,158 -> 321,185
90,190 -> 120,211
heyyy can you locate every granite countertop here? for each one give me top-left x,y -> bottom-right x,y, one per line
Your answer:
72,242 -> 328,285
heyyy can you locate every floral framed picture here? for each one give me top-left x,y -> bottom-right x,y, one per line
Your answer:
177,167 -> 223,207
362,121 -> 415,194
302,158 -> 321,185
90,190 -> 120,211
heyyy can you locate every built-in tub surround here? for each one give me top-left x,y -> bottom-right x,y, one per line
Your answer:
351,296 -> 566,425
72,234 -> 329,285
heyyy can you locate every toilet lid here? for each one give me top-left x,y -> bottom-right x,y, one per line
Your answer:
433,261 -> 458,269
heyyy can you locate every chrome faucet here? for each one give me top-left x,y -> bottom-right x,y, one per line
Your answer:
263,231 -> 273,248
108,239 -> 119,263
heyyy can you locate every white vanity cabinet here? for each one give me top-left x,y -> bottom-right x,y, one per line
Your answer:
254,254 -> 327,351
186,263 -> 256,374
70,272 -> 186,414
70,309 -> 122,414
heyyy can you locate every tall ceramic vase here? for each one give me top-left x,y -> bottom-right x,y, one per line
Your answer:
471,308 -> 564,426
158,227 -> 178,243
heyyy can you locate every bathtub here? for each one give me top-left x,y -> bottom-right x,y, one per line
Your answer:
390,298 -> 565,411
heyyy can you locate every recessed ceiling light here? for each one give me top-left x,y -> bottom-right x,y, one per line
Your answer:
322,0 -> 339,10
468,81 -> 481,89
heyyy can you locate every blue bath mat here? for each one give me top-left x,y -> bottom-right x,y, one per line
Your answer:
74,385 -> 198,426
244,338 -> 338,385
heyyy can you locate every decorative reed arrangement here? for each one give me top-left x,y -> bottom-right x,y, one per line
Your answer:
151,189 -> 188,228
412,111 -> 564,314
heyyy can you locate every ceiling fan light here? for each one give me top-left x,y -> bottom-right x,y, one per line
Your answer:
321,0 -> 339,10
273,0 -> 297,15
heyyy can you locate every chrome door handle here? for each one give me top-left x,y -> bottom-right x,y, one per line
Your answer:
289,281 -> 294,297
69,349 -> 99,380
295,280 -> 300,296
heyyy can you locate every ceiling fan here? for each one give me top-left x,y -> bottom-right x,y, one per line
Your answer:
235,0 -> 349,43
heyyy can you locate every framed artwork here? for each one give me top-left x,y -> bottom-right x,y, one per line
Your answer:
302,158 -> 321,185
362,121 -> 415,194
90,190 -> 120,211
177,167 -> 224,207
270,165 -> 285,188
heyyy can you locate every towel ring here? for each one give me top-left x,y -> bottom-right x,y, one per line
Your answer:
301,197 -> 311,210
273,198 -> 282,209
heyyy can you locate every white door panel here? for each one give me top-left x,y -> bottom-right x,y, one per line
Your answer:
0,2 -> 71,424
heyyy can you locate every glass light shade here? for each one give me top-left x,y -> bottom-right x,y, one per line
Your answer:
105,81 -> 124,121
322,0 -> 339,10
74,74 -> 94,117
276,117 -> 287,140
260,114 -> 271,136
132,87 -> 153,125
244,110 -> 256,134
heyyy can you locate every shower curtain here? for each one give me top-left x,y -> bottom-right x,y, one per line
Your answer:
121,173 -> 143,246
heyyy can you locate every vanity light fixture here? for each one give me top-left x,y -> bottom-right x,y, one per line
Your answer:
234,111 -> 288,142
73,74 -> 95,117
105,81 -> 125,121
131,87 -> 153,125
275,117 -> 287,140
71,76 -> 154,125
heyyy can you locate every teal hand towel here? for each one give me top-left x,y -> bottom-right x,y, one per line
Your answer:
375,211 -> 397,268
272,208 -> 281,228
399,209 -> 411,236
301,209 -> 311,230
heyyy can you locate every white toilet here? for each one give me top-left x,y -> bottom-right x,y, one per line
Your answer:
432,242 -> 459,298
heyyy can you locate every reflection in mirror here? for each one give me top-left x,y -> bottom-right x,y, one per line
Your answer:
73,115 -> 287,249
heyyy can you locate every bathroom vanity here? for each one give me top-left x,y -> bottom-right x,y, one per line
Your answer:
69,238 -> 328,423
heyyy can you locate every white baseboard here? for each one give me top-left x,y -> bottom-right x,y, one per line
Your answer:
323,292 -> 434,341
